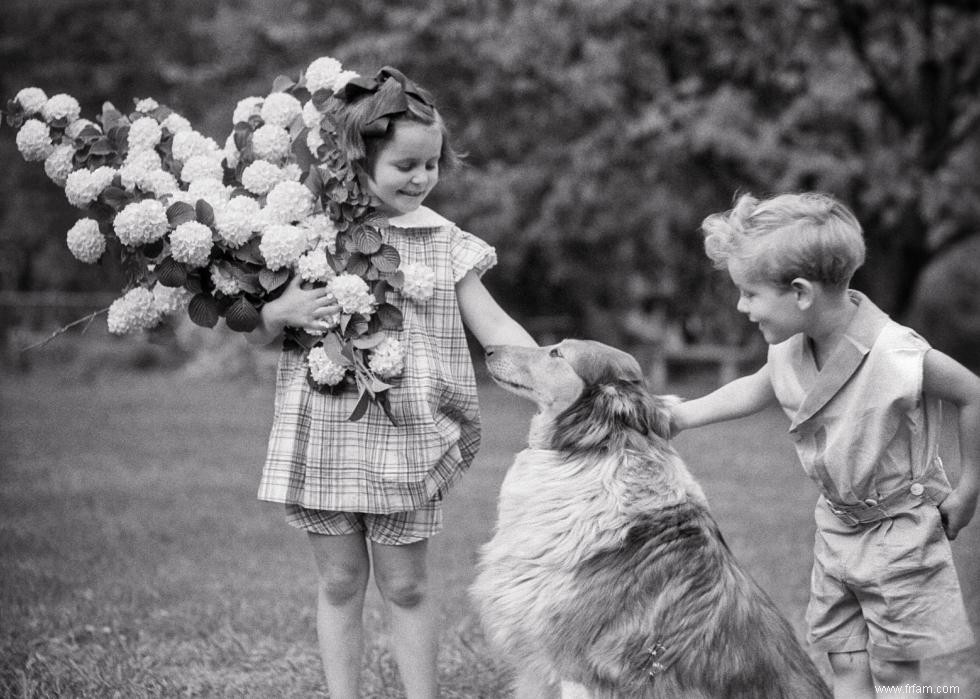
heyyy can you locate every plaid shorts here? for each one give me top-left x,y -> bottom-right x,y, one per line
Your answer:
284,499 -> 443,546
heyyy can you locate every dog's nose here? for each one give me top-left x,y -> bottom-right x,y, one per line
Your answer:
485,347 -> 495,356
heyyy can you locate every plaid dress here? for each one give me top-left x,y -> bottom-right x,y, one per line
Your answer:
258,206 -> 496,514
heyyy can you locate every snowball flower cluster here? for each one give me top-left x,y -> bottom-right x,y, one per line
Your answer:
16,119 -> 54,161
171,130 -> 219,162
66,218 -> 106,263
241,160 -> 288,195
329,273 -> 375,315
307,346 -> 347,387
399,262 -> 436,302
180,154 -> 224,183
65,166 -> 116,208
134,98 -> 160,113
305,56 -> 344,93
297,249 -> 335,284
107,287 -> 161,334
233,96 -> 263,125
113,198 -> 169,246
169,221 -> 214,268
368,337 -> 405,379
152,285 -> 192,316
265,180 -> 314,223
300,214 -> 339,252
260,92 -> 302,129
41,93 -> 81,123
251,124 -> 291,161
15,87 -> 48,114
127,117 -> 163,153
215,196 -> 260,247
259,224 -> 308,270
210,265 -> 242,295
44,144 -> 75,186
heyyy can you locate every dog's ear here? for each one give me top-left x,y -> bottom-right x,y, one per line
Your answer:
551,380 -> 671,454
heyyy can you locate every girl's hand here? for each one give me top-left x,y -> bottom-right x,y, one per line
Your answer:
939,485 -> 979,540
247,275 -> 339,345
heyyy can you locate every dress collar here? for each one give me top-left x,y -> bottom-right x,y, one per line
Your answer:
386,206 -> 452,229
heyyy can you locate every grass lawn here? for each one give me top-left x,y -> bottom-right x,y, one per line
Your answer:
2,349 -> 978,697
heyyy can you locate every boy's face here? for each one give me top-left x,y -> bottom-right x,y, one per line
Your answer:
364,120 -> 442,218
727,259 -> 805,344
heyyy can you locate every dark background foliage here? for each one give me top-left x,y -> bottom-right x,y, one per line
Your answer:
2,0 -> 979,365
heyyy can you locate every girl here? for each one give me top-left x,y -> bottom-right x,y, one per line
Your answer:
246,67 -> 536,698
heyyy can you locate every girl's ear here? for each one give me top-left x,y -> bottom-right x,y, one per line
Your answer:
790,278 -> 815,310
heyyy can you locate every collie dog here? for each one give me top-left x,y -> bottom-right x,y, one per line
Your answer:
471,340 -> 830,699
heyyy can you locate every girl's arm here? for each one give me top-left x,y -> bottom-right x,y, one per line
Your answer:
245,275 -> 339,346
671,363 -> 777,434
456,270 -> 537,348
923,349 -> 980,540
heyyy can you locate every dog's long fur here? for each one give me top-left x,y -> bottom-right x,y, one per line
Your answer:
471,340 -> 831,699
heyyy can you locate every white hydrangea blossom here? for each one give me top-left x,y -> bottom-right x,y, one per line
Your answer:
152,284 -> 192,316
44,144 -> 76,185
299,214 -> 339,252
305,57 -> 344,93
259,224 -> 308,270
260,92 -> 302,129
41,94 -> 81,123
134,98 -> 160,113
250,124 -> 291,161
399,262 -> 436,302
215,195 -> 260,247
171,130 -> 220,162
187,177 -> 230,207
306,127 -> 324,157
264,180 -> 314,224
16,119 -> 53,161
297,249 -> 335,283
107,287 -> 161,334
368,337 -> 405,379
169,221 -> 214,268
66,218 -> 105,263
127,117 -> 163,153
180,154 -> 224,183
282,162 -> 303,182
241,160 -> 286,195
223,133 -> 240,169
15,87 -> 48,114
113,198 -> 169,246
332,70 -> 360,93
161,112 -> 192,134
302,99 -> 323,129
64,166 -> 115,208
328,273 -> 375,315
142,170 -> 179,197
307,346 -> 347,386
210,265 -> 242,295
232,96 -> 263,125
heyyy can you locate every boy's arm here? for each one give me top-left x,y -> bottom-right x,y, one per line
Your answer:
923,349 -> 980,540
671,363 -> 777,434
456,271 -> 537,348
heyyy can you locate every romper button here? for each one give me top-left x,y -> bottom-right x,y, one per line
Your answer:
863,498 -> 878,507
910,483 -> 925,496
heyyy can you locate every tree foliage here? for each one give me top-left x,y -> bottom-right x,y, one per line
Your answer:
3,0 -> 979,356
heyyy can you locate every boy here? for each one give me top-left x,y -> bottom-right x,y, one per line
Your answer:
671,192 -> 978,698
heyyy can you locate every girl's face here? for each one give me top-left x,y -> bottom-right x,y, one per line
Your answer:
727,259 -> 806,344
364,120 -> 443,218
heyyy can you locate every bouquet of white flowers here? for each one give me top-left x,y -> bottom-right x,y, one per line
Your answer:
6,56 -> 422,423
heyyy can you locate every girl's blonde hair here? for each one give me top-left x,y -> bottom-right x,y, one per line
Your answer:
326,69 -> 462,178
701,192 -> 866,287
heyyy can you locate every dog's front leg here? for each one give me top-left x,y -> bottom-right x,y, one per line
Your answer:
559,680 -> 594,698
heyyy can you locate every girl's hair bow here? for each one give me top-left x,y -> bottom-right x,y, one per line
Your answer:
334,66 -> 434,137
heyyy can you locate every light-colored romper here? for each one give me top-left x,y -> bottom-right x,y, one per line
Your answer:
257,206 -> 496,542
768,291 -> 975,661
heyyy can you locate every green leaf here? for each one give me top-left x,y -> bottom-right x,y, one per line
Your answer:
347,390 -> 372,422
224,297 -> 260,332
188,293 -> 220,328
377,391 -> 399,426
259,267 -> 291,292
167,201 -> 196,226
89,137 -> 114,156
352,333 -> 386,350
155,256 -> 187,287
345,253 -> 370,277
272,75 -> 296,93
351,224 -> 382,254
195,199 -> 215,227
371,244 -> 400,273
375,303 -> 403,331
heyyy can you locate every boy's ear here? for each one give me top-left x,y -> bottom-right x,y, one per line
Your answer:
790,277 -> 815,309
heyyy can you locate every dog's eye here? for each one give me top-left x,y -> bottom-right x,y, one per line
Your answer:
549,348 -> 563,359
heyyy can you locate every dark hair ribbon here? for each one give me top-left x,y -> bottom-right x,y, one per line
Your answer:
335,66 -> 432,137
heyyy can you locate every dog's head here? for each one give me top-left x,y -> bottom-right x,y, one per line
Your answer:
485,339 -> 674,454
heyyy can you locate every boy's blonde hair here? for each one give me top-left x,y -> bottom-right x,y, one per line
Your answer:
701,192 -> 866,288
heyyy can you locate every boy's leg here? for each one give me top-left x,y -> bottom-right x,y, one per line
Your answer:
308,531 -> 371,698
871,659 -> 921,699
828,650 -> 875,699
371,538 -> 438,699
